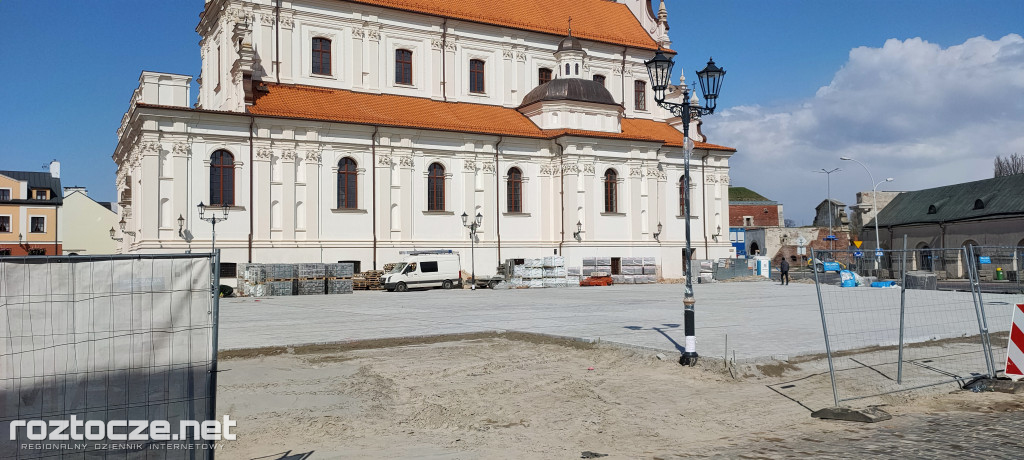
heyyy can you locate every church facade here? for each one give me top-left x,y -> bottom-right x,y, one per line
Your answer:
112,0 -> 737,278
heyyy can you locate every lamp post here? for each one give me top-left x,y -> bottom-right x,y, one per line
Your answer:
816,168 -> 841,251
646,51 -> 726,366
461,211 -> 482,290
840,157 -> 893,265
198,201 -> 229,254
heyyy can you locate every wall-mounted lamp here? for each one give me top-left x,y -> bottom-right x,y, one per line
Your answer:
109,227 -> 122,243
712,225 -> 722,242
177,214 -> 185,238
119,216 -> 136,238
573,221 -> 583,242
18,233 -> 24,246
653,222 -> 663,242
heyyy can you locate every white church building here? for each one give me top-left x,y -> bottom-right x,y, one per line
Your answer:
112,0 -> 738,278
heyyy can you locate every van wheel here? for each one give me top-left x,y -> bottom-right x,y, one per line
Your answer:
488,280 -> 499,289
441,280 -> 453,289
396,282 -> 408,292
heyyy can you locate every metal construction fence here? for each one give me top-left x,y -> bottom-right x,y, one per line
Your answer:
813,244 -> 1022,406
0,253 -> 220,459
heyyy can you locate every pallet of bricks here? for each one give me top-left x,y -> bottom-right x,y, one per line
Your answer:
353,269 -> 385,291
237,263 -> 355,296
617,257 -> 658,284
510,257 -> 570,288
582,257 -> 613,280
326,263 -> 355,294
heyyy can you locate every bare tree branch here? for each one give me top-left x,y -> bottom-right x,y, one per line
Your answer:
994,153 -> 1024,177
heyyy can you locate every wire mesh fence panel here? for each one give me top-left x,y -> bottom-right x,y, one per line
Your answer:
0,254 -> 218,459
813,247 -> 995,405
966,246 -> 1024,378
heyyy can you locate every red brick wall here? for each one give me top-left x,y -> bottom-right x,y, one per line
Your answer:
729,204 -> 781,227
0,244 -> 62,256
773,230 -> 853,268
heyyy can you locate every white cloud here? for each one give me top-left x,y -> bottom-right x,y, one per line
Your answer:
704,34 -> 1024,225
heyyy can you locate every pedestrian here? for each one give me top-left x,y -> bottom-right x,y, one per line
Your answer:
779,258 -> 790,285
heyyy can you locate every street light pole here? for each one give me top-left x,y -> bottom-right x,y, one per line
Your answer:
816,168 -> 841,251
840,157 -> 893,266
646,52 -> 726,367
198,201 -> 229,255
462,212 -> 483,290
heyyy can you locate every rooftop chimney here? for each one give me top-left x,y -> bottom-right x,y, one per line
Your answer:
49,160 -> 61,178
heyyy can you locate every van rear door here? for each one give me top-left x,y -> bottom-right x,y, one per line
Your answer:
419,260 -> 441,287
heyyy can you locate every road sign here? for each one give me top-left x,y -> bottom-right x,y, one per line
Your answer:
797,246 -> 806,255
1006,304 -> 1024,381
796,236 -> 808,246
824,235 -> 837,241
854,240 -> 863,248
854,251 -> 863,258
980,256 -> 992,264
875,250 -> 884,257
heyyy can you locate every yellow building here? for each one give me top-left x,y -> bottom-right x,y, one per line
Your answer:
0,169 -> 63,256
61,187 -> 118,255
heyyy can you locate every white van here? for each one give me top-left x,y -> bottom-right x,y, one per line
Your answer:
383,251 -> 462,292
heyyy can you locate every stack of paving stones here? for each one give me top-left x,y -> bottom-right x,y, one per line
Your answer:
236,263 -> 357,296
297,263 -> 326,295
326,263 -> 355,294
542,256 -> 568,287
566,266 -> 582,286
583,257 -> 612,277
354,270 -> 385,290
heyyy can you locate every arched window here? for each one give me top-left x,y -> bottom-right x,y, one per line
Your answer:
507,167 -> 523,213
210,150 -> 235,206
338,158 -> 358,209
679,175 -> 687,216
574,63 -> 579,75
927,204 -> 937,214
538,68 -> 552,85
973,199 -> 985,210
312,37 -> 331,75
469,60 -> 486,93
604,169 -> 618,213
565,63 -> 571,75
593,74 -> 605,86
634,80 -> 647,110
395,49 -> 412,85
428,163 -> 446,211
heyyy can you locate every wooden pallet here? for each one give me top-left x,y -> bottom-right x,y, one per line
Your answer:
383,263 -> 397,272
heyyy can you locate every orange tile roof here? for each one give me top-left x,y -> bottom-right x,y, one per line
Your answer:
247,83 -> 735,151
343,0 -> 661,50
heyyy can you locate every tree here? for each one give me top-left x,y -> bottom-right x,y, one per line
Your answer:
784,218 -> 796,228
994,153 -> 1024,177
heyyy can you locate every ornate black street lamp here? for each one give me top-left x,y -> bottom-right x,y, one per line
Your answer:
646,52 -> 726,366
198,201 -> 229,254
461,211 -> 483,290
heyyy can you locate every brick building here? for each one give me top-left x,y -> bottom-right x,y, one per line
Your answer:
728,187 -> 783,227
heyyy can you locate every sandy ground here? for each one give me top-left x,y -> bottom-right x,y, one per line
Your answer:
214,333 -> 1022,459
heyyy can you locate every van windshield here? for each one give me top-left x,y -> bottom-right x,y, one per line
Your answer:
388,263 -> 407,274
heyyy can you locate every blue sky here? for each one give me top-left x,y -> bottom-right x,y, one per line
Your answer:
1,0 -> 1021,224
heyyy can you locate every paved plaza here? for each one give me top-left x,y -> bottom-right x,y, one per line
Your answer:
220,281 -> 1021,360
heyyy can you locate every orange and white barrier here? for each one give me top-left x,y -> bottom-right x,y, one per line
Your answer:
1006,303 -> 1024,381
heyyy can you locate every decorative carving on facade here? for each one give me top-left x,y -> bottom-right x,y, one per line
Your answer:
366,28 -> 380,42
502,48 -> 514,59
463,161 -> 478,172
516,51 -> 527,62
398,156 -> 414,167
719,174 -> 730,184
540,164 -> 554,175
431,39 -> 442,50
629,167 -> 643,177
172,142 -> 190,157
705,174 -> 719,184
279,14 -> 294,29
377,155 -> 392,166
481,161 -> 495,173
260,13 -> 275,26
613,68 -> 622,76
444,40 -> 457,51
140,141 -> 162,155
281,149 -> 296,161
256,147 -> 273,159
583,163 -> 596,174
304,150 -> 322,164
563,163 -> 580,174
352,28 -> 365,39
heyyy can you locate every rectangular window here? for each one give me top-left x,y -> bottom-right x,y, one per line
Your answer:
593,74 -> 605,86
538,68 -> 552,85
420,261 -> 439,273
0,216 -> 10,233
28,248 -> 46,255
30,216 -> 45,233
0,189 -> 10,201
0,248 -> 11,256
634,80 -> 647,110
312,37 -> 331,76
34,190 -> 47,200
395,49 -> 412,85
469,59 -> 485,93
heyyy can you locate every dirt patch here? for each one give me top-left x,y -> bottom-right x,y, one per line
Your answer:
757,361 -> 801,377
214,336 -> 1013,458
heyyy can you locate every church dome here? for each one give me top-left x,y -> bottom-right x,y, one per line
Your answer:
520,78 -> 618,108
557,35 -> 583,52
